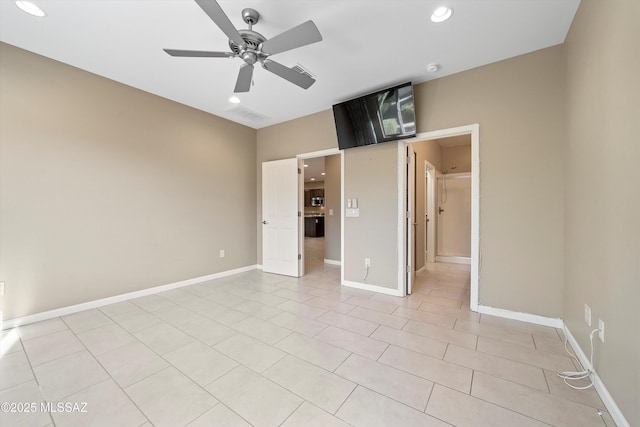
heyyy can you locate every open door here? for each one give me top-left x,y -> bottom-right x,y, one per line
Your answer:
262,158 -> 300,277
406,146 -> 417,294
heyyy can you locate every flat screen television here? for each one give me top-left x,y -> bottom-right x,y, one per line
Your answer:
332,82 -> 416,150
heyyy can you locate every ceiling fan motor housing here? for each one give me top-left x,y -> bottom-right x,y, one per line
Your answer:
229,30 -> 267,65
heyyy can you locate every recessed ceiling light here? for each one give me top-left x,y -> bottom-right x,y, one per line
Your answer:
15,1 -> 46,16
310,177 -> 315,181
304,164 -> 309,167
321,172 -> 326,176
431,6 -> 453,23
426,63 -> 440,73
229,96 -> 240,104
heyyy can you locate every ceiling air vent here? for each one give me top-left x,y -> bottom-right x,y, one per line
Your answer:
224,105 -> 269,122
291,64 -> 315,80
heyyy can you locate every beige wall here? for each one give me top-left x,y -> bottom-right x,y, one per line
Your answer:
324,154 -> 341,262
441,144 -> 471,173
414,45 -> 566,317
436,176 -> 472,257
564,0 -> 640,423
0,43 -> 257,320
343,143 -> 399,288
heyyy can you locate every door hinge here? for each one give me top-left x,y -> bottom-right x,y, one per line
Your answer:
406,210 -> 411,219
406,156 -> 411,165
298,211 -> 301,217
406,265 -> 411,273
298,168 -> 302,174
298,254 -> 302,260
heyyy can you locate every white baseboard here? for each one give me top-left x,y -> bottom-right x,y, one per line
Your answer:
342,280 -> 402,297
477,305 -> 563,329
435,255 -> 471,265
477,306 -> 629,425
1,264 -> 259,330
563,326 -> 630,427
324,259 -> 342,266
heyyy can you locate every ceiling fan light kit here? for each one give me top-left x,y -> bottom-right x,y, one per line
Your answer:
164,0 -> 323,93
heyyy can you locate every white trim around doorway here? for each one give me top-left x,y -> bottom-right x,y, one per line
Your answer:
297,148 -> 343,280
398,124 -> 480,311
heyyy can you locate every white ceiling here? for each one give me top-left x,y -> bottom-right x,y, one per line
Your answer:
0,0 -> 580,129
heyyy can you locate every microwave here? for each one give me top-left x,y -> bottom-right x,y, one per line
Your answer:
311,197 -> 324,206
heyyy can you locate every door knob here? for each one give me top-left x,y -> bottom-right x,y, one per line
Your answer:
262,220 -> 268,224
439,207 -> 445,214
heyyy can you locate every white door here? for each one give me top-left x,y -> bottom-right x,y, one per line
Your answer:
262,158 -> 300,277
407,146 -> 416,294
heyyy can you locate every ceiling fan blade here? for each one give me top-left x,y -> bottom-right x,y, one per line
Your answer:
261,20 -> 322,55
263,59 -> 315,89
163,49 -> 234,58
194,0 -> 245,48
234,63 -> 254,93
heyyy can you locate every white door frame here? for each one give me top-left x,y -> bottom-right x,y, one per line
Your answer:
424,160 -> 436,265
398,124 -> 480,311
297,148 -> 343,279
406,146 -> 417,295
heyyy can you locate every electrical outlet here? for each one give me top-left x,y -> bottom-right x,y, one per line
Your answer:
364,258 -> 371,268
598,319 -> 605,342
584,304 -> 592,326
219,250 -> 225,258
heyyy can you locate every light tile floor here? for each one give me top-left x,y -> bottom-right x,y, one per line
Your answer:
1,237 -> 615,426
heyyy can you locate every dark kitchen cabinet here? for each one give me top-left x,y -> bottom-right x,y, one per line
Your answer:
304,189 -> 324,207
304,216 -> 325,237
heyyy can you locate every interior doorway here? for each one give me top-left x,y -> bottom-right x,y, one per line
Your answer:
298,149 -> 343,276
401,124 -> 479,311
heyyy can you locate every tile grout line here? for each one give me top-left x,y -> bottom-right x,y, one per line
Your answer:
13,263 -> 609,426
14,334 -> 57,427
94,300 -> 250,423
48,317 -> 154,426
63,316 -> 157,422
422,381 -> 436,413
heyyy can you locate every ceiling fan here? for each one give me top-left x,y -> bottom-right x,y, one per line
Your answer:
163,0 -> 323,93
